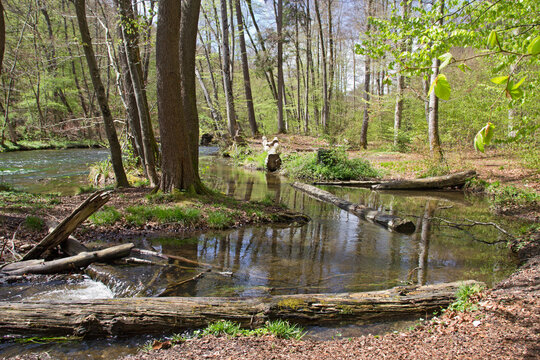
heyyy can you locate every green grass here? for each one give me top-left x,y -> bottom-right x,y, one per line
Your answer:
282,148 -> 380,181
207,210 -> 233,229
125,205 -> 201,226
89,206 -> 122,225
446,283 -> 485,312
192,320 -> 305,340
0,139 -> 101,153
24,216 -> 44,231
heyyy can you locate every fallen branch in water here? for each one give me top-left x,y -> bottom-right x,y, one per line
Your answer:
431,217 -> 515,243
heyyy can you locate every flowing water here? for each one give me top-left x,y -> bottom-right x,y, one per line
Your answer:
0,148 -> 523,358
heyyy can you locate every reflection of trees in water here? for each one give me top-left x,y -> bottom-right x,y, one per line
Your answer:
418,200 -> 437,285
265,173 -> 281,201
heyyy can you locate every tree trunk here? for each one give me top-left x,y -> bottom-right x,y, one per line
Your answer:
276,0 -> 285,134
180,0 -> 202,171
0,0 -> 4,73
314,0 -> 328,133
235,0 -> 258,136
0,280 -> 483,337
196,66 -> 222,130
219,0 -> 238,139
156,0 -> 202,193
115,0 -> 159,186
360,0 -> 373,149
428,0 -> 445,161
73,0 -> 129,187
291,182 -> 415,234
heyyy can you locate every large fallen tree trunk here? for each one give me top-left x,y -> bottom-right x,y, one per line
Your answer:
1,243 -> 134,276
372,170 -> 476,190
0,280 -> 482,337
291,182 -> 415,234
22,190 -> 113,260
312,180 -> 382,188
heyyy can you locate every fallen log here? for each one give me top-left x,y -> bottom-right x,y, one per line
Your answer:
2,243 -> 134,276
312,180 -> 382,188
22,190 -> 113,260
0,280 -> 482,337
372,170 -> 476,190
291,182 -> 415,234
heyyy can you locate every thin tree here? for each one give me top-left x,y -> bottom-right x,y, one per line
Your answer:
219,0 -> 238,139
314,0 -> 328,132
276,0 -> 285,133
360,0 -> 373,149
156,0 -> 203,192
73,0 -> 129,187
394,0 -> 409,147
235,0 -> 258,136
428,0 -> 444,161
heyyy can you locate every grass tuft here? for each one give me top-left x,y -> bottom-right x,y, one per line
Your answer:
24,216 -> 44,231
89,206 -> 122,225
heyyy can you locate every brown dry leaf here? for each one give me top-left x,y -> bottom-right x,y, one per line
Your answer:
152,340 -> 172,350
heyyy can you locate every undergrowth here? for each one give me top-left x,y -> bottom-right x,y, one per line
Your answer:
446,283 -> 485,312
282,148 -> 380,181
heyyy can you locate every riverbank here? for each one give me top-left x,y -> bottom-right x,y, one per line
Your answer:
0,140 -> 103,153
0,187 -> 309,262
112,229 -> 534,359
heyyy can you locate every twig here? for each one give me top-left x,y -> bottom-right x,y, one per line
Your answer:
431,216 -> 514,241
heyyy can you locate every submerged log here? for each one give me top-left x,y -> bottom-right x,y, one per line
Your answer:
0,280 -> 482,337
2,243 -> 134,276
372,170 -> 476,190
291,182 -> 415,234
22,190 -> 113,260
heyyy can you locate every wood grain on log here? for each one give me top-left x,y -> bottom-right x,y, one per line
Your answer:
0,280 -> 482,337
372,170 -> 476,190
22,190 -> 113,260
291,182 -> 415,234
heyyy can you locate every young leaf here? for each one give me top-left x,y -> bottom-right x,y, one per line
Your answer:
483,122 -> 495,145
434,74 -> 451,100
438,53 -> 452,70
428,78 -> 436,96
487,31 -> 498,49
512,76 -> 527,90
527,36 -> 540,55
508,86 -> 524,100
491,76 -> 509,85
474,131 -> 485,152
457,63 -> 471,72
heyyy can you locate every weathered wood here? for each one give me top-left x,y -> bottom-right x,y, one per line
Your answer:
312,180 -> 382,187
0,280 -> 482,337
291,182 -> 415,234
372,170 -> 476,190
22,190 -> 113,260
2,243 -> 134,276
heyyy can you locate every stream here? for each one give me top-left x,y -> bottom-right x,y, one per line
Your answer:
0,148 -> 522,358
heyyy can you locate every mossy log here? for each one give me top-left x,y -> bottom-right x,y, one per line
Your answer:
0,280 -> 482,337
371,170 -> 476,190
291,182 -> 415,234
22,190 -> 113,260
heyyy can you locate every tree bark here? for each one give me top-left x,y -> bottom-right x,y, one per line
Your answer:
219,0 -> 238,139
115,0 -> 159,186
180,0 -> 202,171
235,0 -> 258,136
156,0 -> 202,193
0,280 -> 483,337
360,0 -> 373,149
73,0 -> 129,187
371,170 -> 477,190
291,182 -> 415,234
276,0 -> 285,134
314,0 -> 328,132
0,0 -> 4,73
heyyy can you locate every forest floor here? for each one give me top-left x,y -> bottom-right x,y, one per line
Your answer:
0,187 -> 308,263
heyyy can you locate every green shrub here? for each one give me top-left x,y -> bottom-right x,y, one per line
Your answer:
193,320 -> 305,340
264,319 -> 306,340
282,148 -> 380,181
89,206 -> 122,225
